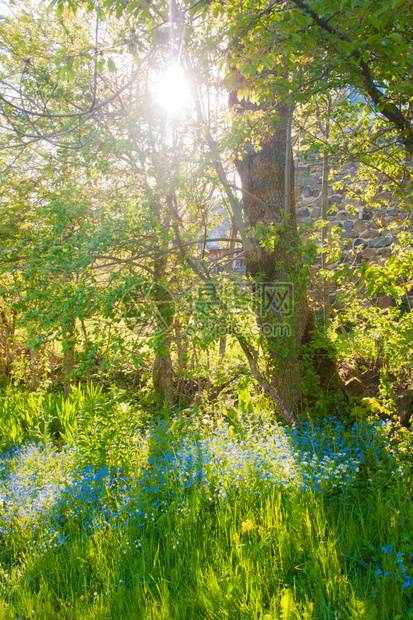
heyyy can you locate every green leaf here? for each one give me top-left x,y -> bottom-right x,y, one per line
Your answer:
128,46 -> 140,67
280,588 -> 294,620
211,3 -> 221,18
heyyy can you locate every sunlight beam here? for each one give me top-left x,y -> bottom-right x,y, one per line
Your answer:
153,63 -> 192,118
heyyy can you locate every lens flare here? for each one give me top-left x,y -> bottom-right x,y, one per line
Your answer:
153,63 -> 191,117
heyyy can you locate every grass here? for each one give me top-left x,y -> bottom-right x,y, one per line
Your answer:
0,387 -> 412,619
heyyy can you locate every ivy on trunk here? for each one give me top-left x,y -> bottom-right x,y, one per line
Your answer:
235,105 -> 342,422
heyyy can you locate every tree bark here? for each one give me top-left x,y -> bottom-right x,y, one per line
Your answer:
236,106 -> 341,419
63,316 -> 76,397
152,252 -> 175,407
0,308 -> 16,377
152,203 -> 175,408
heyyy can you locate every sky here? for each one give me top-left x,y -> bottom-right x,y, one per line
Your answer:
0,1 -> 14,17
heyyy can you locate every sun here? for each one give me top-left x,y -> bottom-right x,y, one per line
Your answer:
153,63 -> 192,117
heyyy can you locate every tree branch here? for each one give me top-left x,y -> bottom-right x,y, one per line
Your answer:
289,0 -> 413,154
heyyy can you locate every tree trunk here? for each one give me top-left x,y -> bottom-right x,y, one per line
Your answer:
30,347 -> 40,390
152,237 -> 175,408
63,316 -> 76,397
321,143 -> 331,335
236,106 -> 341,419
0,308 -> 16,377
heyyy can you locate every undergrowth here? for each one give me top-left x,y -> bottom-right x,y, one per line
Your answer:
0,387 -> 412,619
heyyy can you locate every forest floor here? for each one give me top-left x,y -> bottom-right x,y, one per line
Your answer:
0,387 -> 412,619
338,358 -> 413,428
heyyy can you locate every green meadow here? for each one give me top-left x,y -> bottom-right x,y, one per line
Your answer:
0,386 -> 412,619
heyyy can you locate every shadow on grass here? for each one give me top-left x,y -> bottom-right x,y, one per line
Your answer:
0,407 -> 412,619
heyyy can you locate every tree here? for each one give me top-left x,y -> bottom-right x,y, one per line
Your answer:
213,0 -> 413,158
0,1 -> 217,403
3,0 -> 411,421
0,0 -> 341,420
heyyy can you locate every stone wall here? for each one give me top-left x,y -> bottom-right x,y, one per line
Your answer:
295,156 -> 413,264
206,155 -> 412,299
294,155 -> 413,307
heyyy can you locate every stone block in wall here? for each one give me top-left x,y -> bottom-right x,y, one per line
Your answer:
329,195 -> 342,206
359,207 -> 371,220
336,210 -> 349,221
353,220 -> 366,232
354,239 -> 368,250
310,207 -> 321,218
360,230 -> 378,239
296,207 -> 311,219
368,237 -> 391,248
341,220 -> 354,232
376,295 -> 395,308
301,197 -> 314,205
294,151 -> 405,274
376,192 -> 392,201
362,250 -> 376,260
306,175 -> 322,185
342,199 -> 360,209
342,230 -> 359,239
